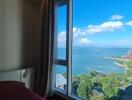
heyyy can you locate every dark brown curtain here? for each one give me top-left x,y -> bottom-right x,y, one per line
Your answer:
35,0 -> 54,97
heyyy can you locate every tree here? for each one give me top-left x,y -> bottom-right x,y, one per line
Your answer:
77,74 -> 93,100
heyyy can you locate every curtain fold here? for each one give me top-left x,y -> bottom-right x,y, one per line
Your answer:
35,0 -> 53,97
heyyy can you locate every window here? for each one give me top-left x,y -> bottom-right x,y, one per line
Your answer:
56,5 -> 67,60
53,0 -> 132,100
55,65 -> 67,92
54,0 -> 72,96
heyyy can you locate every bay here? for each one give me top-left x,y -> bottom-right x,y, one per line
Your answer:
57,47 -> 131,76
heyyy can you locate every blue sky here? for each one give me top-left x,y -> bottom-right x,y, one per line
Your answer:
58,0 -> 132,48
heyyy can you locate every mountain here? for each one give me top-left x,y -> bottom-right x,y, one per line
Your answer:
124,50 -> 132,60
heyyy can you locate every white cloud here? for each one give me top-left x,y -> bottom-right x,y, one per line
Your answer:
87,21 -> 123,33
119,39 -> 129,43
58,21 -> 124,47
118,39 -> 132,47
124,39 -> 129,42
58,31 -> 66,42
125,21 -> 132,26
73,27 -> 87,39
73,38 -> 92,47
58,28 -> 92,47
111,15 -> 124,20
79,38 -> 92,45
58,15 -> 132,47
58,31 -> 66,48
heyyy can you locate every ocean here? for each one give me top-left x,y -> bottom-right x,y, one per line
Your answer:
56,47 -> 131,76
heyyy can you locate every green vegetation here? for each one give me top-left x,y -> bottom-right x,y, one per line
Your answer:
60,54 -> 132,100
125,61 -> 132,68
116,60 -> 132,68
71,61 -> 132,100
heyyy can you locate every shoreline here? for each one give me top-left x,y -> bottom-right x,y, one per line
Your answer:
104,57 -> 131,70
104,57 -> 131,61
114,62 -> 128,70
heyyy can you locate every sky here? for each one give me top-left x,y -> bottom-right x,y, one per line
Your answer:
57,0 -> 132,48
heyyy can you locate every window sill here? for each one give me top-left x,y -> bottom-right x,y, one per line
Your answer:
53,89 -> 82,100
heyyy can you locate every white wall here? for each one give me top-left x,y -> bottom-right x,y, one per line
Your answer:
0,0 -> 41,71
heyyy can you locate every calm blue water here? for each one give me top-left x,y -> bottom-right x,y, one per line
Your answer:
57,47 -> 131,76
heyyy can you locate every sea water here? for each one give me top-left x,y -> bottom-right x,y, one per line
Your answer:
57,47 -> 131,76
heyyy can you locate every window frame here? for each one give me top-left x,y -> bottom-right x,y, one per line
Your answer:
52,0 -> 88,100
52,0 -> 73,98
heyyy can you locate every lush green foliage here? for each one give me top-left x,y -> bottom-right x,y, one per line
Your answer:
116,60 -> 132,68
60,58 -> 132,100
125,61 -> 132,68
72,63 -> 132,100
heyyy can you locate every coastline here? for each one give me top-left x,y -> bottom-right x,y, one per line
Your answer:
104,57 -> 129,70
114,62 -> 128,70
104,57 -> 130,61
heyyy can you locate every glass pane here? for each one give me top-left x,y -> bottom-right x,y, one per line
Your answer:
72,0 -> 132,100
55,65 -> 67,92
57,5 -> 67,60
